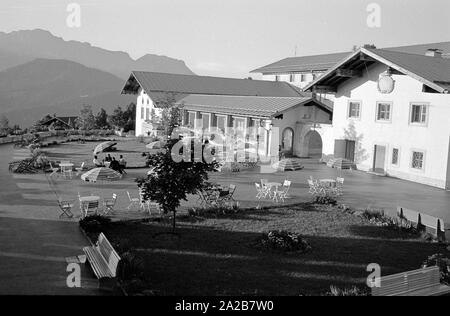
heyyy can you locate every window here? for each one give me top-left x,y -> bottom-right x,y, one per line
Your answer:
145,108 -> 150,121
188,112 -> 196,128
410,103 -> 428,125
216,115 -> 226,132
202,113 -> 210,130
348,101 -> 361,119
282,128 -> 294,152
411,150 -> 425,170
376,102 -> 392,121
391,148 -> 399,165
312,73 -> 318,80
300,74 -> 307,82
289,74 -> 295,82
275,75 -> 280,82
140,107 -> 144,120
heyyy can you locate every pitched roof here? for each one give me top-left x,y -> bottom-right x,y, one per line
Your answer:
121,71 -> 305,99
42,116 -> 78,127
176,95 -> 332,118
304,48 -> 450,93
251,41 -> 450,74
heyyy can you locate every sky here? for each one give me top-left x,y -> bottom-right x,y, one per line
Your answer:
0,0 -> 449,78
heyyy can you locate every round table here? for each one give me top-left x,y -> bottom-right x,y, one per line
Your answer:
59,163 -> 74,178
79,196 -> 100,203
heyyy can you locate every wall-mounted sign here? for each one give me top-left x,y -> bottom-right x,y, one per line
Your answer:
378,70 -> 395,94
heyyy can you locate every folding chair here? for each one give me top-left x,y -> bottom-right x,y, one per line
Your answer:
75,162 -> 85,176
81,200 -> 99,218
103,193 -> 117,215
127,191 -> 140,210
275,180 -> 291,202
255,183 -> 265,200
58,199 -> 74,219
49,162 -> 59,177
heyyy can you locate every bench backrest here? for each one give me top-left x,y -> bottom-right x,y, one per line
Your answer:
372,266 -> 440,296
96,233 -> 121,277
397,207 -> 445,234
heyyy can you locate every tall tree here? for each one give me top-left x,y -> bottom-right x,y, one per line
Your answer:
75,105 -> 96,130
137,139 -> 219,231
0,114 -> 10,133
158,94 -> 182,137
95,108 -> 110,129
109,106 -> 127,131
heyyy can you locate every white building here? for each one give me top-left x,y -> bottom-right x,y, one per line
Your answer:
305,47 -> 450,189
121,71 -> 333,159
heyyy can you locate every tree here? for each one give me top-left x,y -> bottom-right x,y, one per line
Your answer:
32,114 -> 53,132
109,106 -> 127,131
137,139 -> 219,231
75,105 -> 96,130
123,102 -> 136,133
157,94 -> 182,137
0,114 -> 10,134
95,108 -> 110,129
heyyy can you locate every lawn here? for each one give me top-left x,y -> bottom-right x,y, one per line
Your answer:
100,203 -> 449,296
42,137 -> 159,168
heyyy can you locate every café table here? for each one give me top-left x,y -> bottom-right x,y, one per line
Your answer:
59,162 -> 74,179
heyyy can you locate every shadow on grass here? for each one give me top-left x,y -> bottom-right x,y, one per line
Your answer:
102,221 -> 447,296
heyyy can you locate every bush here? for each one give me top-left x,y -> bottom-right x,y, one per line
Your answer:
422,254 -> 450,285
256,230 -> 312,253
360,209 -> 421,236
189,203 -> 240,217
117,250 -> 145,281
325,285 -> 369,296
79,215 -> 111,234
313,194 -> 337,205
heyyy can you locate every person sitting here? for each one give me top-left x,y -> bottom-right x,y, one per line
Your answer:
109,157 -> 122,174
119,155 -> 127,174
93,156 -> 103,167
105,154 -> 112,162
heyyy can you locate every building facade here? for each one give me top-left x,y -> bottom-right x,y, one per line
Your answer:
306,47 -> 450,189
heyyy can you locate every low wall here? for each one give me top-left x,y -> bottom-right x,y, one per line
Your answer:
0,130 -> 116,145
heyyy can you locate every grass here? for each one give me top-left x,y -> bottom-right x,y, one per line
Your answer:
101,203 -> 449,296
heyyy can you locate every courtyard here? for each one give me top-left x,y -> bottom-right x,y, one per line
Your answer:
1,139 -> 450,295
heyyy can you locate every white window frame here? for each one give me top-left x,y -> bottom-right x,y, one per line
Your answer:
300,74 -> 307,82
215,114 -> 227,132
275,75 -> 280,82
140,106 -> 144,120
347,100 -> 362,120
391,147 -> 400,167
375,101 -> 393,123
201,113 -> 211,131
187,111 -> 196,128
410,149 -> 426,172
409,102 -> 429,126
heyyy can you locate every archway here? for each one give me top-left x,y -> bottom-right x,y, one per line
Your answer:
304,130 -> 323,158
281,127 -> 294,154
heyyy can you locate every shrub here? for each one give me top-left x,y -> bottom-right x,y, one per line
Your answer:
117,250 -> 145,281
313,194 -> 337,205
256,230 -> 312,253
422,254 -> 450,285
325,285 -> 369,296
79,215 -> 111,234
189,203 -> 240,217
360,209 -> 421,236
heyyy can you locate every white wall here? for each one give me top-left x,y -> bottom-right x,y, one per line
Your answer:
331,63 -> 450,189
135,88 -> 163,136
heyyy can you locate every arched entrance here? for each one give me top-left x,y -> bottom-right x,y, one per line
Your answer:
304,130 -> 323,158
282,127 -> 294,154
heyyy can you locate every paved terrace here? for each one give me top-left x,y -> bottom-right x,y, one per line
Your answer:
1,143 -> 450,293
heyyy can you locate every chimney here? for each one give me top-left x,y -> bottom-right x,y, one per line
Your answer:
425,48 -> 443,58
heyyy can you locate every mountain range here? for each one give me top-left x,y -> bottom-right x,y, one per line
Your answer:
0,29 -> 195,127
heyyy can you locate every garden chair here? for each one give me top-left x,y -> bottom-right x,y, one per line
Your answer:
308,179 -> 321,195
49,162 -> 59,177
81,200 -> 99,218
219,184 -> 236,204
103,193 -> 117,215
58,199 -> 74,219
75,162 -> 85,176
127,191 -> 140,210
275,180 -> 291,202
255,183 -> 266,200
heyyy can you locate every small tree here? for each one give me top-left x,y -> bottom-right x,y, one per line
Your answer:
75,105 -> 96,130
157,94 -> 182,137
137,139 -> 219,231
95,108 -> 110,129
0,114 -> 10,134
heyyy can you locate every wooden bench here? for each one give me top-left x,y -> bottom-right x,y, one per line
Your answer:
397,206 -> 446,241
83,233 -> 121,290
372,266 -> 450,296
